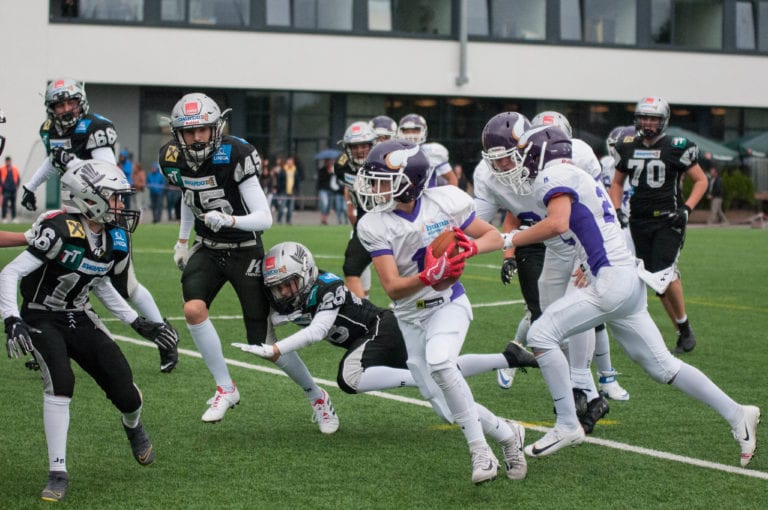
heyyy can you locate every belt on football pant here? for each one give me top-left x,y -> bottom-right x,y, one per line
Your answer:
198,237 -> 261,250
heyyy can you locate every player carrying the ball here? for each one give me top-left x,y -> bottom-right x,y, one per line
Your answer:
354,140 -> 526,485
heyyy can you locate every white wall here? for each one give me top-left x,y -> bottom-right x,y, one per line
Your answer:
2,3 -> 767,198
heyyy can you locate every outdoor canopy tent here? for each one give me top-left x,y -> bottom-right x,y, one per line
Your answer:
725,132 -> 768,158
666,126 -> 740,163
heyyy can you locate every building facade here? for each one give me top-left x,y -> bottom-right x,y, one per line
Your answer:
2,1 -> 767,207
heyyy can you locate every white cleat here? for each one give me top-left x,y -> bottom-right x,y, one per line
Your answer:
501,420 -> 527,480
202,385 -> 240,423
598,369 -> 630,401
497,368 -> 517,390
524,425 -> 585,458
311,389 -> 339,434
732,405 -> 761,467
470,444 -> 499,485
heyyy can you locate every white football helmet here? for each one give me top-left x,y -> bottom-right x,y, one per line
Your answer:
45,78 -> 89,133
170,93 -> 231,169
262,242 -> 319,314
339,121 -> 377,168
397,114 -> 428,145
531,111 -> 573,139
60,159 -> 140,232
634,97 -> 670,139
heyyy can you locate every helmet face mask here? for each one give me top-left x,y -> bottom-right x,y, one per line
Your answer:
262,242 -> 318,314
60,160 -> 140,233
397,114 -> 428,145
45,79 -> 89,133
481,112 -> 531,191
355,140 -> 429,213
170,93 -> 229,169
634,97 -> 670,139
531,111 -> 573,139
340,121 -> 377,168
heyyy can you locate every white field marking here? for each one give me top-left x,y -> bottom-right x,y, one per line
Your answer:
115,333 -> 768,481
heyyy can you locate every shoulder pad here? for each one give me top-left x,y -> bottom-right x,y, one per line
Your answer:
670,137 -> 689,149
337,153 -> 349,166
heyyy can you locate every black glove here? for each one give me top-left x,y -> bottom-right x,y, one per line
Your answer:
4,316 -> 37,359
21,186 -> 37,211
131,317 -> 179,350
669,205 -> 691,229
500,257 -> 518,285
617,209 -> 629,229
50,147 -> 76,171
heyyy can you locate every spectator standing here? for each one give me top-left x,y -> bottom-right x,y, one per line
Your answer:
165,183 -> 181,221
316,158 -> 335,225
331,168 -> 347,224
146,162 -> 166,223
132,162 -> 147,219
277,156 -> 298,225
707,164 -> 728,225
1,156 -> 20,222
269,157 -> 283,214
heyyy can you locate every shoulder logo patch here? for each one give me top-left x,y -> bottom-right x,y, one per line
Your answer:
66,220 -> 85,239
165,145 -> 179,163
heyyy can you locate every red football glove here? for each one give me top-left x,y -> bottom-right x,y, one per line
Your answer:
419,246 -> 466,287
452,226 -> 478,259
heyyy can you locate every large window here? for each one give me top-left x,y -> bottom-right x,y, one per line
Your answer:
267,0 -> 353,30
78,0 -> 143,21
161,0 -> 249,26
468,0 -> 546,40
560,0 -> 636,44
369,0 -> 452,35
651,0 -> 723,49
759,1 -> 768,51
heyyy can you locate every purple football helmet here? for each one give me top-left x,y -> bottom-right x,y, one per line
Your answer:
355,140 -> 429,213
397,113 -> 428,145
634,96 -> 670,139
517,125 -> 573,194
369,115 -> 397,141
605,125 -> 636,161
481,112 -> 531,190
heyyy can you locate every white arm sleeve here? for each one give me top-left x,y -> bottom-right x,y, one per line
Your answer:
178,201 -> 194,241
92,278 -> 139,324
474,196 -> 500,223
0,252 -> 43,319
274,308 -> 339,354
234,178 -> 273,231
24,159 -> 60,192
91,146 -> 117,164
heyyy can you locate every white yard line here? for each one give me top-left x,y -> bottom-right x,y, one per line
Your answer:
115,334 -> 767,481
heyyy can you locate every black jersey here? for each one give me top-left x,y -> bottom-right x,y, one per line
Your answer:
290,271 -> 383,350
39,113 -> 118,159
334,154 -> 366,222
614,134 -> 699,218
158,134 -> 263,243
21,210 -> 130,312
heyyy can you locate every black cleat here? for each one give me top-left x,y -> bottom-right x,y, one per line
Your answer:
41,471 -> 69,502
573,388 -> 589,419
25,358 -> 41,371
123,421 -> 155,465
502,341 -> 538,369
158,319 -> 179,373
672,328 -> 696,354
580,396 -> 610,434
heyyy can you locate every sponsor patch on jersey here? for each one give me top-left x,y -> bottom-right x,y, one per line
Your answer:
109,229 -> 128,252
65,220 -> 85,239
424,219 -> 450,238
632,149 -> 661,159
671,137 -> 688,148
77,258 -> 112,275
49,138 -> 73,150
165,145 -> 180,163
181,175 -> 217,189
58,244 -> 85,271
162,167 -> 182,186
212,144 -> 232,164
74,119 -> 91,134
416,297 -> 444,309
318,272 -> 341,283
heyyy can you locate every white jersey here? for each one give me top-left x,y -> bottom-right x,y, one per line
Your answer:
600,154 -> 631,216
422,142 -> 451,177
534,160 -> 634,276
357,186 -> 474,322
571,138 -> 602,180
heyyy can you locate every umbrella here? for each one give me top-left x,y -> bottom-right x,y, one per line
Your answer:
314,148 -> 341,160
666,126 -> 739,163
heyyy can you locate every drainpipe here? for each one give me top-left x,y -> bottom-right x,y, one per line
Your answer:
456,0 -> 469,86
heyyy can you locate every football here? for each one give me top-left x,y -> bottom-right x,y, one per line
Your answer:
428,229 -> 462,291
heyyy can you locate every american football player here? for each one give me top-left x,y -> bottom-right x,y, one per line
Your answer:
160,92 -> 327,427
503,126 -> 759,467
369,114 -> 397,142
334,120 -> 377,299
609,97 -> 708,354
234,242 -> 537,435
356,140 -> 527,485
20,78 -> 178,373
0,160 -> 174,502
396,113 -> 459,187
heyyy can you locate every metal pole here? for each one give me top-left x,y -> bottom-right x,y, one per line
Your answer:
456,0 -> 469,86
